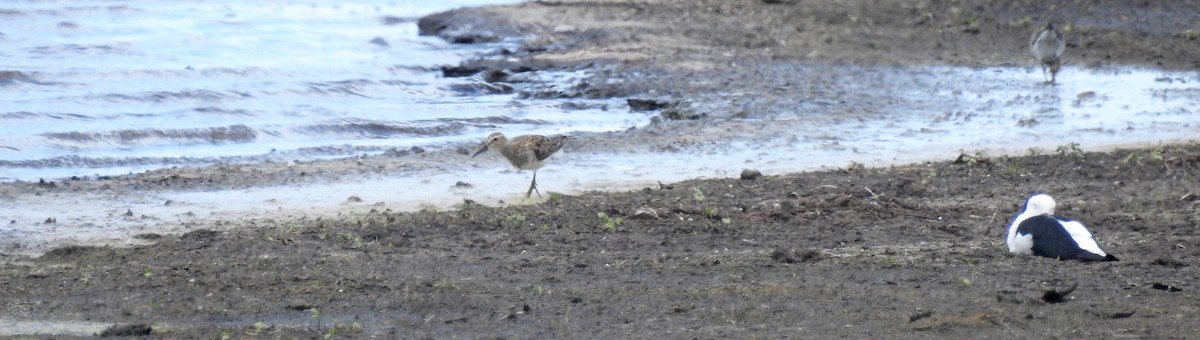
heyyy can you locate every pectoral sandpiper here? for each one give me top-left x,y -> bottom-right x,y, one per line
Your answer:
1030,23 -> 1066,84
472,132 -> 568,198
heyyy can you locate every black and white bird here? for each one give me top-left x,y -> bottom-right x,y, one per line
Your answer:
1006,194 -> 1118,261
1030,23 -> 1066,84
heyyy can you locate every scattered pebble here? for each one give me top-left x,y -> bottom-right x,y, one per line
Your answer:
629,208 -> 660,220
1042,284 -> 1077,303
908,311 -> 934,323
1151,283 -> 1183,292
740,169 -> 762,180
100,323 -> 152,337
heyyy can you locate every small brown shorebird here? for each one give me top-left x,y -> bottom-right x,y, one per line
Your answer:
472,132 -> 568,198
1030,23 -> 1066,84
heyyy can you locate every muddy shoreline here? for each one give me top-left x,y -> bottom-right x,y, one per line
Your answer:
2,0 -> 1200,337
3,144 -> 1198,338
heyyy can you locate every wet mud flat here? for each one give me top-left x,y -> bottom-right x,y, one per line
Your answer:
1,144 -> 1199,337
3,0 -> 1200,337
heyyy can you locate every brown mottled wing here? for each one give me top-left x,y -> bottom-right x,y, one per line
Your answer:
529,135 -> 568,161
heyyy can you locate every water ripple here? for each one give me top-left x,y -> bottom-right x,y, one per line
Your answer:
42,125 -> 257,145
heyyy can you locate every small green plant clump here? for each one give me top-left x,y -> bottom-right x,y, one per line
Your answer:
1056,142 -> 1084,158
956,153 -> 979,167
1183,29 -> 1200,41
846,161 -> 865,173
1122,146 -> 1167,166
597,212 -> 625,233
1012,15 -> 1032,27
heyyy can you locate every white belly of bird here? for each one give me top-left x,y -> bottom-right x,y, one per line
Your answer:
1010,233 -> 1035,255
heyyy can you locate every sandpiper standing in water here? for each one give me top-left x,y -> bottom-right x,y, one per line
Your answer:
472,132 -> 568,198
1030,23 -> 1066,84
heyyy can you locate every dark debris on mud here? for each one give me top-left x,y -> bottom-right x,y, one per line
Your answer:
2,144 -> 1199,338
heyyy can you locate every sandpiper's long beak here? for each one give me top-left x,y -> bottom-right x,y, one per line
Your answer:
471,145 -> 488,158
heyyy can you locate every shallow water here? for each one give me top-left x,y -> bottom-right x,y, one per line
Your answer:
0,0 -> 641,180
0,318 -> 111,337
5,64 -> 1197,258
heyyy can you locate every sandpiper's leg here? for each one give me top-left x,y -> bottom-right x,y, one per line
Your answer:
1049,61 -> 1059,84
525,171 -> 541,198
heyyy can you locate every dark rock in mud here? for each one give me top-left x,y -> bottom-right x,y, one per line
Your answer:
286,302 -> 317,311
1042,284 -> 1077,303
1151,283 -> 1183,292
626,98 -> 674,112
448,31 -> 500,44
908,311 -> 934,322
99,323 -> 152,337
483,69 -> 511,83
441,65 -> 484,78
740,169 -> 762,180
